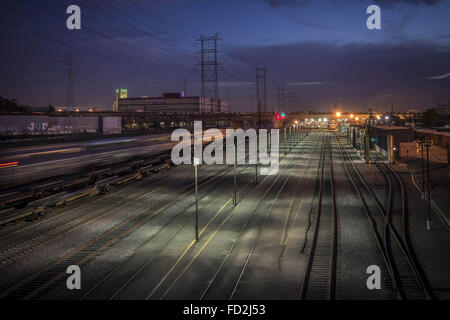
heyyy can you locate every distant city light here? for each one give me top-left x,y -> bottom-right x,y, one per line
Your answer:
75,108 -> 80,112
355,117 -> 359,120
385,116 -> 389,120
350,114 -> 354,119
336,112 -> 341,117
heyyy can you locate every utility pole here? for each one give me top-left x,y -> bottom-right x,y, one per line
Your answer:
198,34 -> 221,112
255,68 -> 266,184
65,52 -> 75,112
256,67 -> 267,114
233,140 -> 237,205
183,77 -> 187,96
425,143 -> 431,230
287,91 -> 294,113
421,139 -> 425,198
194,156 -> 199,241
277,83 -> 285,112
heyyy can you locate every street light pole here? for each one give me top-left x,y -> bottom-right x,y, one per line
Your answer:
426,143 -> 431,230
233,140 -> 237,205
284,127 -> 287,156
194,157 -> 199,241
421,140 -> 425,199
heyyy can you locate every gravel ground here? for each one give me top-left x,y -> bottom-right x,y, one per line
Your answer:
2,132 -> 447,300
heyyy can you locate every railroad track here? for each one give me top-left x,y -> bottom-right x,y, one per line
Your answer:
334,134 -> 396,295
0,165 -> 194,267
378,164 -> 435,300
336,134 -> 434,300
81,162 -> 255,300
0,163 -> 185,240
199,132 -> 317,300
81,130 -> 307,300
300,133 -> 338,300
0,162 -> 234,300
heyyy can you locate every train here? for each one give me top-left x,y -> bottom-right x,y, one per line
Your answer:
0,130 -> 227,189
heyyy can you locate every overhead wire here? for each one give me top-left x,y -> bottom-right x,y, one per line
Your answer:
0,2 -> 190,72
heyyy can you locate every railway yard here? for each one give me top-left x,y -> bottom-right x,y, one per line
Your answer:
0,131 -> 448,300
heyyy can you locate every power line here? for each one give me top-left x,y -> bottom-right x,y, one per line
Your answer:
70,0 -> 195,63
94,0 -> 196,56
124,0 -> 197,41
25,0 -> 193,71
0,16 -> 175,72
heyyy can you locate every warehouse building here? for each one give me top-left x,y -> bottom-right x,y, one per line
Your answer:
113,90 -> 227,113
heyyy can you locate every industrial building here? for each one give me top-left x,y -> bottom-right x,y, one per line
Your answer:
113,90 -> 227,113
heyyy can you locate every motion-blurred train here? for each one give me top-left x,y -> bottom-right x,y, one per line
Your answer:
0,130 -> 226,189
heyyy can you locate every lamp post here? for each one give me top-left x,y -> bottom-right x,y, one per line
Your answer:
420,140 -> 425,199
290,126 -> 292,151
233,140 -> 237,205
194,157 -> 199,241
425,143 -> 431,230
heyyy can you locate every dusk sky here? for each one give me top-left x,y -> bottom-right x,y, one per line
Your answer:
0,0 -> 449,112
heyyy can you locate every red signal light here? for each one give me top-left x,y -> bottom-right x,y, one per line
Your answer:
275,113 -> 281,120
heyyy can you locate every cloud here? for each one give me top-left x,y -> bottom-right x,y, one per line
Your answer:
287,81 -> 325,85
372,0 -> 443,8
428,72 -> 450,79
220,81 -> 254,87
227,40 -> 450,110
263,0 -> 310,8
261,0 -> 443,8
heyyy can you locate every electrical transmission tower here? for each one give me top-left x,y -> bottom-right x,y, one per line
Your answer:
65,52 -> 75,111
183,77 -> 187,96
277,83 -> 285,111
198,34 -> 221,112
256,67 -> 267,115
287,91 -> 294,113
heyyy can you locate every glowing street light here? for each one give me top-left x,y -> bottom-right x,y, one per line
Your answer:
336,112 -> 341,118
